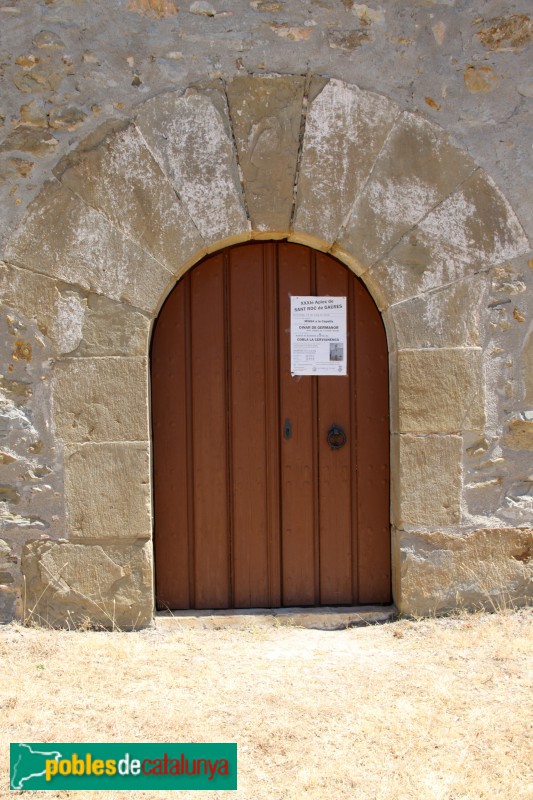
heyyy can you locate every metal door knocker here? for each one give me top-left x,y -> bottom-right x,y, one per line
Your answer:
327,424 -> 347,450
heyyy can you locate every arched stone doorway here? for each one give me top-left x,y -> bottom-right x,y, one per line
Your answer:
3,75 -> 529,626
152,240 -> 390,610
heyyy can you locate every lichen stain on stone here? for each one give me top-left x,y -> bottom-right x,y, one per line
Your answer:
504,419 -> 533,450
295,80 -> 397,243
57,122 -> 203,267
21,540 -> 152,627
512,544 -> 532,563
48,107 -> 87,132
33,30 -> 65,50
190,1 -> 216,16
0,541 -> 17,583
12,340 -> 32,361
466,436 -> 490,457
251,0 -> 283,10
53,293 -> 85,355
15,54 -> 40,69
351,4 -> 384,26
369,180 -> 439,252
328,29 -> 370,50
502,483 -> 533,520
128,0 -> 179,18
6,315 -> 26,338
25,465 -> 52,479
399,528 -> 533,614
5,158 -> 35,179
249,117 -> 283,165
491,264 -> 526,295
0,507 -> 48,528
137,91 -> 247,242
0,377 -> 32,404
0,486 -> 21,504
424,97 -> 441,111
512,308 -> 525,323
477,14 -> 533,51
422,176 -> 526,275
271,25 -> 313,41
0,127 -> 58,156
432,21 -> 446,46
39,544 -> 125,599
13,64 -> 63,94
464,66 -> 499,94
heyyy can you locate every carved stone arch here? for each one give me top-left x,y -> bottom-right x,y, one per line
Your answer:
3,75 -> 529,626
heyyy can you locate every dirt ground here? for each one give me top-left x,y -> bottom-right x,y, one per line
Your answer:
1,609 -> 532,800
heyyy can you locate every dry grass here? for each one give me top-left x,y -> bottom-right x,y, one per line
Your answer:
1,609 -> 532,800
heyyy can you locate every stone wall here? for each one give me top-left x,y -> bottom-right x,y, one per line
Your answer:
0,1 -> 532,624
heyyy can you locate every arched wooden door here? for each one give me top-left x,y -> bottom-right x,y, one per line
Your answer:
151,241 -> 390,609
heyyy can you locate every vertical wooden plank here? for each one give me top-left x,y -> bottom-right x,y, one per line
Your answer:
310,266 -> 321,605
264,243 -> 282,607
229,243 -> 270,607
190,253 -> 230,608
355,278 -> 391,603
278,242 -> 317,606
184,276 -> 196,608
152,276 -> 190,609
316,252 -> 353,604
348,275 -> 359,603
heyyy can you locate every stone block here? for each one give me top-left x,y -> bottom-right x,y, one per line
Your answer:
0,263 -> 84,356
56,123 -> 204,273
21,539 -> 153,628
226,75 -> 305,233
394,434 -> 462,527
73,293 -> 150,357
135,87 -> 249,246
128,0 -> 178,18
0,539 -> 17,583
524,330 -> 533,404
0,586 -> 17,623
501,482 -> 533,523
386,275 -> 485,350
398,348 -> 485,433
293,79 -> 398,245
394,527 -> 533,616
64,442 -> 151,539
370,170 -> 529,306
339,111 -> 477,267
0,263 -> 151,357
5,181 -> 174,314
52,357 -> 148,443
0,261 -> 60,343
503,418 -> 533,450
0,301 -> 68,536
0,126 -> 58,156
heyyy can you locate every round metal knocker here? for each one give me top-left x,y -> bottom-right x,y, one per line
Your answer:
327,424 -> 347,450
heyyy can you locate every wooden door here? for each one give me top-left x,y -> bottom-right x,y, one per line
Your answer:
151,242 -> 390,609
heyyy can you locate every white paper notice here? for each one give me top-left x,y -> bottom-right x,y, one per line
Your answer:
290,296 -> 347,376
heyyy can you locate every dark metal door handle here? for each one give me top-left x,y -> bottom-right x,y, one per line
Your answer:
283,418 -> 292,440
327,424 -> 347,450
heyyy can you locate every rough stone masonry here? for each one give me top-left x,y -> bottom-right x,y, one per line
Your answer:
0,0 -> 532,625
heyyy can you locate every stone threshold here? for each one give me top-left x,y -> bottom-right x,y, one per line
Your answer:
155,605 -> 397,630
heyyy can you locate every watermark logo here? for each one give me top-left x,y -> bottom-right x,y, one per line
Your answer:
10,743 -> 237,791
